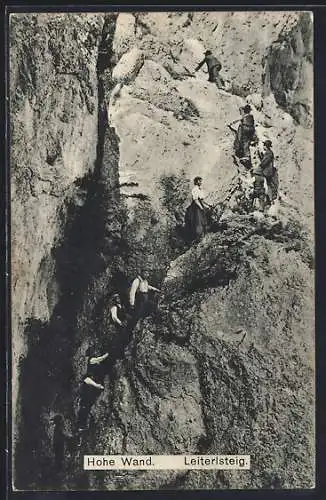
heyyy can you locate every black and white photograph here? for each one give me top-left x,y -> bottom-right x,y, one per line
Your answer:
9,10 -> 314,491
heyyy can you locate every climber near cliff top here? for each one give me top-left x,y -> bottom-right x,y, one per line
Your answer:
185,176 -> 210,242
194,50 -> 225,89
76,347 -> 109,432
129,270 -> 161,325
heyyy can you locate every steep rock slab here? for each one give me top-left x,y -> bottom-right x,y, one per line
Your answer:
110,54 -> 313,233
132,11 -> 301,94
11,12 -> 105,376
85,335 -> 205,490
112,47 -> 144,84
113,13 -> 137,59
110,60 -> 247,213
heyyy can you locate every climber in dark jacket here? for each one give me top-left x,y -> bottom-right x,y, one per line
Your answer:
259,140 -> 278,204
76,347 -> 109,432
195,50 -> 225,89
230,104 -> 256,166
110,293 -> 126,329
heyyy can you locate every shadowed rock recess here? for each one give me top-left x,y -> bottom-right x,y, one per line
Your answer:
11,12 -> 314,490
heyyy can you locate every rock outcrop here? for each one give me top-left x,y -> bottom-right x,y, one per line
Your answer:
11,11 -> 314,491
262,12 -> 313,127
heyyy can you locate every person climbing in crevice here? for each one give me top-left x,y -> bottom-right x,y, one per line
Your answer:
259,139 -> 278,207
129,269 -> 161,329
51,414 -> 69,472
194,50 -> 225,89
229,104 -> 256,168
99,291 -> 134,368
110,293 -> 127,330
76,346 -> 109,432
184,176 -> 210,243
110,267 -> 131,312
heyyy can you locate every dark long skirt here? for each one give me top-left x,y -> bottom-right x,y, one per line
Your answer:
185,201 -> 208,241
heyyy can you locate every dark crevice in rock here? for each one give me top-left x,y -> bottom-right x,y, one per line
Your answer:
14,15 -> 124,490
14,168 -> 112,489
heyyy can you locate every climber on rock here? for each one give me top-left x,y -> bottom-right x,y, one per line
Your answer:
129,270 -> 161,326
110,293 -> 126,329
259,140 -> 278,205
194,50 -> 225,89
76,347 -> 109,432
250,165 -> 266,212
229,104 -> 256,168
184,176 -> 210,242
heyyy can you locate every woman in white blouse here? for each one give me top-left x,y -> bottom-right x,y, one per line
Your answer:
185,176 -> 209,241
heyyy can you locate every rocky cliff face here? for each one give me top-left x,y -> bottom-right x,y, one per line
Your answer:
110,11 -> 313,233
10,12 -> 105,402
10,12 -> 121,486
11,11 -> 314,491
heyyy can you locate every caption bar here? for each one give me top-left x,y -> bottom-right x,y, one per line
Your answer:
84,455 -> 251,470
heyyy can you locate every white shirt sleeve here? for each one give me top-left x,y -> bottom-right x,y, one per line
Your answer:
89,353 -> 108,365
129,278 -> 140,306
111,305 -> 120,324
148,284 -> 160,292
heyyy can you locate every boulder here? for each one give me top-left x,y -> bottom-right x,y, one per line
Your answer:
267,199 -> 281,218
179,38 -> 206,76
112,13 -> 136,59
262,94 -> 294,130
246,92 -> 263,111
112,47 -> 144,84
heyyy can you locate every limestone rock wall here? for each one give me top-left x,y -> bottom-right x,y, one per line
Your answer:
10,10 -> 105,448
262,12 -> 313,126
